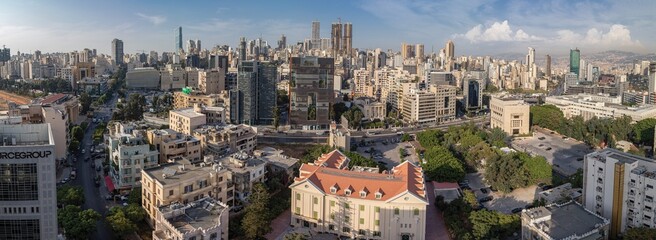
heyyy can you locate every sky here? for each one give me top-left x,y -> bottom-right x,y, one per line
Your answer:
1,0 -> 655,57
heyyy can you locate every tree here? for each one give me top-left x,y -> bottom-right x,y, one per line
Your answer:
484,153 -> 530,193
344,151 -> 379,169
416,130 -> 443,147
241,183 -> 272,239
127,187 -> 142,205
465,142 -> 496,169
331,102 -> 349,122
462,190 -> 479,209
273,107 -> 281,131
58,205 -> 101,240
530,105 -> 565,130
486,127 -> 508,147
422,145 -> 465,182
79,92 -> 92,114
300,145 -> 332,164
522,153 -> 552,185
106,208 -> 137,237
469,210 -> 520,240
632,118 -> 656,145
69,140 -> 80,152
71,126 -> 84,142
123,204 -> 146,223
57,186 -> 85,206
401,133 -> 412,142
624,227 -> 656,239
283,233 -> 308,240
276,89 -> 289,107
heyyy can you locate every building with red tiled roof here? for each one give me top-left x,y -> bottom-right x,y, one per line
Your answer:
290,150 -> 429,239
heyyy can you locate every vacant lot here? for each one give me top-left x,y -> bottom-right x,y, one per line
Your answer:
512,129 -> 591,176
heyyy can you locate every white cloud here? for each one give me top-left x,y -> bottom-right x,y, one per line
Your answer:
136,13 -> 166,25
556,24 -> 641,47
456,20 -> 541,43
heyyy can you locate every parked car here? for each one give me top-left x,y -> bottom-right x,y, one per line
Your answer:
538,137 -> 546,140
546,147 -> 552,151
478,196 -> 493,203
480,188 -> 489,194
511,207 -> 524,214
542,185 -> 554,191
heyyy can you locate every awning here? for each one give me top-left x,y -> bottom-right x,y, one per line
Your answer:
104,176 -> 115,192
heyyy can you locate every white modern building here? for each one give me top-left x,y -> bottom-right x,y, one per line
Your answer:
152,197 -> 229,240
0,124 -> 58,239
106,122 -> 159,190
521,201 -> 609,240
546,94 -> 656,122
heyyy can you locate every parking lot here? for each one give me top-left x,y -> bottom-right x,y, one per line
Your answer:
465,172 -> 538,214
512,128 -> 592,176
354,136 -> 420,168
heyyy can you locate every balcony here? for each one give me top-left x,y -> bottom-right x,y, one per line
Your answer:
597,179 -> 604,184
629,191 -> 636,196
628,202 -> 636,208
647,198 -> 654,203
598,169 -> 604,175
629,182 -> 637,188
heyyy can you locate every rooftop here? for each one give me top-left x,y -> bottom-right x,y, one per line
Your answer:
144,157 -> 226,185
0,123 -> 53,146
157,197 -> 227,234
587,148 -> 656,165
171,108 -> 205,118
524,201 -> 609,240
215,152 -> 266,173
254,147 -> 299,170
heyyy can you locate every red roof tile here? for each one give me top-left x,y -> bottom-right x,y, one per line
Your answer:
40,93 -> 67,104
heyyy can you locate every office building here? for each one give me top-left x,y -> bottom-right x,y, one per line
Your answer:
289,56 -> 335,130
152,197 -> 229,240
169,107 -> 207,135
546,54 -> 551,77
290,150 -> 428,239
0,46 -> 9,62
311,21 -> 321,49
0,124 -> 57,239
427,71 -> 454,86
175,27 -> 183,51
489,95 -> 530,135
142,157 -> 233,231
277,34 -> 287,50
159,64 -> 185,91
199,69 -> 226,94
570,48 -> 580,76
239,37 -> 246,61
521,201 -> 609,240
546,94 -> 656,122
463,79 -> 483,111
331,23 -> 342,55
146,129 -> 201,163
192,124 -> 257,156
343,22 -> 352,56
445,40 -> 454,60
234,61 -> 277,125
126,67 -> 160,90
582,149 -> 656,237
111,38 -> 124,65
106,122 -> 159,190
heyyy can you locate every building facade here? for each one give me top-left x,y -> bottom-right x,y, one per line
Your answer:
169,107 -> 207,135
0,124 -> 58,239
146,129 -> 201,163
546,94 -> 656,122
107,122 -> 159,190
234,60 -> 277,125
192,124 -> 257,157
152,197 -> 229,240
521,201 -> 609,240
289,56 -> 335,130
489,96 -> 530,135
290,150 -> 428,239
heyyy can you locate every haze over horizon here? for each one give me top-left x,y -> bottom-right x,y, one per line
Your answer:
1,0 -> 655,56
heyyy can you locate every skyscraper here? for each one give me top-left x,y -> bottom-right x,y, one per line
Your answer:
527,47 -> 535,67
0,124 -> 58,239
311,21 -> 320,42
331,23 -> 342,55
0,46 -> 10,62
342,22 -> 352,56
111,39 -> 124,65
239,37 -> 247,61
277,34 -> 287,50
234,60 -> 277,124
175,26 -> 183,51
546,54 -> 552,77
289,56 -> 334,129
445,40 -> 455,60
416,44 -> 424,62
570,48 -> 580,76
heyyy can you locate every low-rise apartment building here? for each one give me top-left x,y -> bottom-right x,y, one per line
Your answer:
152,197 -> 229,240
169,107 -> 207,135
213,152 -> 267,203
489,95 -> 530,135
146,129 -> 201,163
107,122 -> 159,190
401,84 -> 456,125
290,150 -> 429,239
173,90 -> 230,110
193,124 -> 257,156
521,201 -> 609,240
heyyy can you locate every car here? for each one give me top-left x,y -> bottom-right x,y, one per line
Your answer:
577,157 -> 584,161
377,161 -> 388,165
550,131 -> 555,134
478,196 -> 493,203
546,147 -> 552,151
511,208 -> 524,214
480,188 -> 489,194
525,204 -> 534,209
81,149 -> 85,154
562,136 -> 569,139
538,144 -> 544,147
542,185 -> 554,191
105,195 -> 114,200
538,137 -> 546,140
60,178 -> 68,184
231,206 -> 244,212
489,186 -> 498,192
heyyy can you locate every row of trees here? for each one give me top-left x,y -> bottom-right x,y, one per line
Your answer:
438,196 -> 520,239
299,144 -> 386,171
531,104 -> 656,149
0,78 -> 72,97
112,93 -> 146,121
57,186 -> 100,240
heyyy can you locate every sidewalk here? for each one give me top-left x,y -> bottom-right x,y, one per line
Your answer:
264,209 -> 291,240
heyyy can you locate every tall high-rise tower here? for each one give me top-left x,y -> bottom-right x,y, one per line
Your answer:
570,48 -> 580,76
342,22 -> 352,56
0,45 -> 10,62
546,55 -> 552,77
277,34 -> 287,50
445,40 -> 455,60
311,21 -> 320,42
239,37 -> 247,61
527,47 -> 535,67
175,27 -> 183,51
331,23 -> 342,55
111,38 -> 124,65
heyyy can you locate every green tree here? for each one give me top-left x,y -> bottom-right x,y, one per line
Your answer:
127,187 -> 142,205
465,142 -> 496,169
106,208 -> 137,237
273,107 -> 281,131
484,153 -> 530,193
276,89 -> 289,106
300,145 -> 332,164
331,102 -> 349,122
416,129 -> 443,147
401,133 -> 412,142
71,126 -> 84,142
57,186 -> 85,206
69,140 -> 81,152
632,118 -> 656,145
283,233 -> 308,240
422,145 -> 465,182
624,227 -> 656,239
469,210 -> 520,240
486,127 -> 508,147
58,205 -> 101,240
462,190 -> 479,209
123,204 -> 146,223
521,153 -> 552,185
530,105 -> 565,130
79,92 -> 92,114
241,183 -> 272,239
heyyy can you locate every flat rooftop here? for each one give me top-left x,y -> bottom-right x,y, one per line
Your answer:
159,197 -> 226,233
144,158 -> 224,185
255,147 -> 299,169
588,148 -> 656,165
171,108 -> 205,118
0,124 -> 53,146
526,202 -> 608,239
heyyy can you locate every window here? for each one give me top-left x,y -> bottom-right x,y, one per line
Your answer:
183,185 -> 193,193
375,192 -> 382,199
329,224 -> 335,231
313,197 -> 318,204
394,208 -> 400,215
360,191 -> 366,198
330,200 -> 335,207
358,229 -> 366,235
342,227 -> 350,233
375,219 -> 380,226
330,213 -> 335,220
313,211 -> 318,219
330,187 -> 337,194
296,193 -> 301,200
345,189 -> 352,196
295,207 -> 300,215
375,206 -> 380,213
413,208 -> 420,216
344,203 -> 350,209
649,184 -> 654,189
169,190 -> 174,196
359,218 -> 364,224
373,231 -> 381,237
345,216 -> 350,223
360,205 -> 365,211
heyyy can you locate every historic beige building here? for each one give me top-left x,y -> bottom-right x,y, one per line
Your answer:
173,90 -> 230,110
489,95 -> 530,135
290,150 -> 429,239
193,124 -> 257,156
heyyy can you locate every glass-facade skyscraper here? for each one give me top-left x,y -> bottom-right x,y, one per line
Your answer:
570,48 -> 580,76
233,60 -> 277,125
175,26 -> 183,51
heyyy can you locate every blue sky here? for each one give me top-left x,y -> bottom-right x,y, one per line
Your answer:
1,0 -> 654,56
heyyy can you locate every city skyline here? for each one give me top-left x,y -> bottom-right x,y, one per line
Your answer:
1,0 -> 655,56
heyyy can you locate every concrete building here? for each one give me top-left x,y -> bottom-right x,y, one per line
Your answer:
169,107 -> 207,135
213,152 -> 267,202
192,124 -> 257,157
0,124 -> 57,239
199,69 -> 225,94
41,106 -> 69,162
535,183 -> 582,205
290,150 -> 429,239
463,78 -> 483,111
126,67 -> 160,90
328,123 -> 351,151
106,122 -> 159,190
401,85 -> 456,125
160,64 -> 185,91
489,95 -> 530,135
173,90 -> 230,110
142,157 -> 233,229
583,148 -> 656,237
546,94 -> 656,122
77,77 -> 108,96
146,129 -> 201,163
112,38 -> 124,65
152,197 -> 229,240
521,201 -> 609,240
234,60 -> 277,125
254,147 -> 300,185
289,56 -> 334,130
